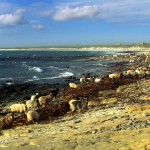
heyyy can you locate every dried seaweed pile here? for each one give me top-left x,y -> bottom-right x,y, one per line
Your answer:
37,102 -> 70,121
61,77 -> 139,102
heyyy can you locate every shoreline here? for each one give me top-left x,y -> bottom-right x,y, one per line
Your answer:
0,46 -> 150,51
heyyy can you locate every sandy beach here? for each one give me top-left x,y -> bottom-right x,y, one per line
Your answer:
1,46 -> 150,51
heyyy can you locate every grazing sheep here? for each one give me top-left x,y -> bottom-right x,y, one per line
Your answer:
69,99 -> 82,113
85,77 -> 94,83
129,59 -> 135,63
126,70 -> 137,77
50,88 -> 59,98
69,83 -> 78,88
26,110 -> 40,124
112,54 -> 118,58
80,77 -> 86,83
26,99 -> 39,110
146,70 -> 150,75
69,99 -> 88,113
38,93 -> 53,107
31,92 -> 41,101
135,68 -> 146,77
0,113 -> 14,130
109,72 -> 123,79
94,77 -> 102,83
10,104 -> 27,113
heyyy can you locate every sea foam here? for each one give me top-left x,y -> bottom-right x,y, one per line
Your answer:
59,72 -> 74,77
29,66 -> 43,72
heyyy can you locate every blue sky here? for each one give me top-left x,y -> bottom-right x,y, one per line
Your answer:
0,0 -> 150,47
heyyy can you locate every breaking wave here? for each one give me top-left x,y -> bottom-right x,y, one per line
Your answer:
28,66 -> 43,72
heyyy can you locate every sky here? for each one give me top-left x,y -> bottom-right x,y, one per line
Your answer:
0,0 -> 150,47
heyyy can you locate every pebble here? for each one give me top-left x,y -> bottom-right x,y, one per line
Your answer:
92,129 -> 98,134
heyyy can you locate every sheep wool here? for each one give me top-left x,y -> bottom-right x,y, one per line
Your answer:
38,93 -> 53,107
26,110 -> 40,123
69,99 -> 82,113
26,100 -> 39,110
69,83 -> 78,88
10,104 -> 27,113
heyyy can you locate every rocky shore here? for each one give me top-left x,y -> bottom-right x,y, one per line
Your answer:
0,52 -> 150,150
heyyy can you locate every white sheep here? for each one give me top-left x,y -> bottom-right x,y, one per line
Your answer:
38,93 -> 53,107
26,93 -> 40,110
0,113 -> 14,130
109,72 -> 122,79
31,92 -> 40,101
126,70 -> 136,77
80,77 -> 86,83
94,77 -> 102,83
10,103 -> 27,113
146,70 -> 150,75
135,68 -> 146,77
69,83 -> 78,88
26,99 -> 39,110
26,110 -> 40,124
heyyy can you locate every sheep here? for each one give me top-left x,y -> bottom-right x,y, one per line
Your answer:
26,99 -> 39,111
80,77 -> 94,83
85,77 -> 94,83
146,70 -> 150,76
135,68 -> 146,77
38,93 -> 53,107
109,72 -> 123,79
112,54 -> 118,58
10,103 -> 27,113
80,77 -> 86,83
50,88 -> 59,99
25,92 -> 41,110
126,70 -> 137,77
129,59 -> 135,63
94,77 -> 102,83
69,99 -> 88,114
69,83 -> 78,88
31,92 -> 41,101
69,99 -> 82,113
0,113 -> 14,130
26,110 -> 40,124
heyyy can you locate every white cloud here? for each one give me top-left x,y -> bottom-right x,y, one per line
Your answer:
53,5 -> 99,21
51,0 -> 150,23
0,9 -> 27,28
32,25 -> 45,30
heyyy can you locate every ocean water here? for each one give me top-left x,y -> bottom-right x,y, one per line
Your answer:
0,50 -> 124,85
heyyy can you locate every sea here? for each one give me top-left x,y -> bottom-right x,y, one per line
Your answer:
0,50 -> 133,85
